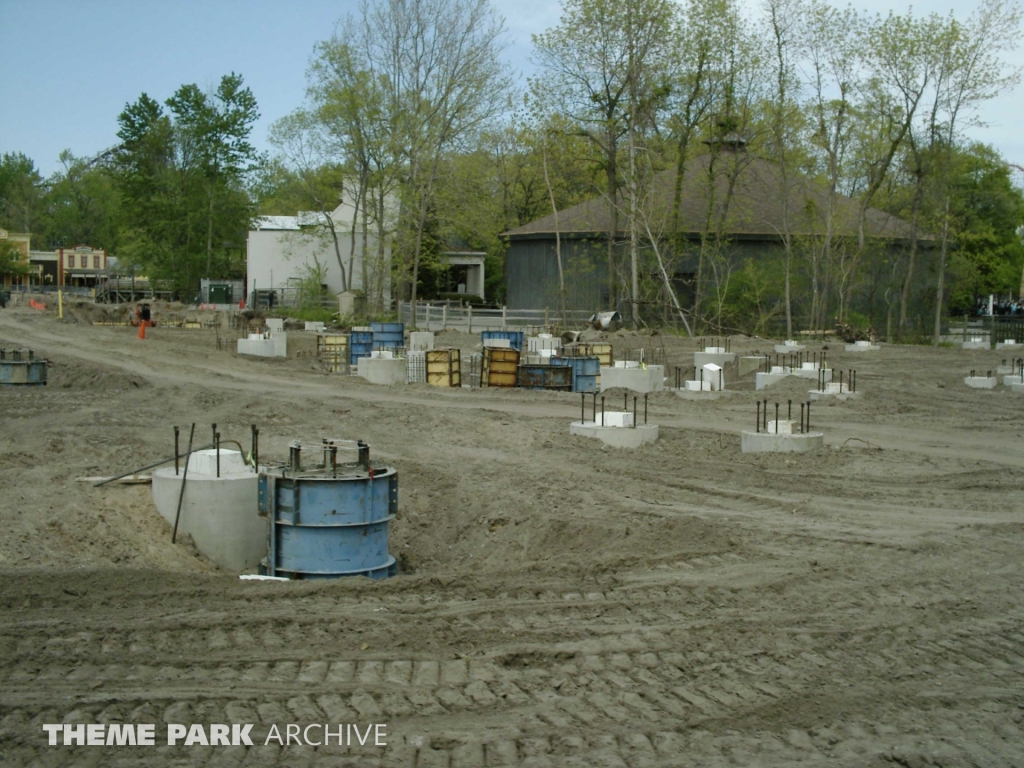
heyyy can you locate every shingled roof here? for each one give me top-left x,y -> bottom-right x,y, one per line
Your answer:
505,152 -> 920,242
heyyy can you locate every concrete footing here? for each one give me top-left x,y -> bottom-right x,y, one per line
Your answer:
809,386 -> 860,401
238,334 -> 287,357
739,356 -> 764,376
741,429 -> 824,453
995,341 -> 1021,350
599,364 -> 664,393
1009,382 -> 1024,393
755,371 -> 790,390
961,340 -> 990,350
570,420 -> 658,448
151,449 -> 263,571
684,379 -> 713,392
1002,374 -> 1022,386
845,341 -> 880,352
793,365 -> 831,381
694,351 -> 736,369
358,357 -> 407,386
964,376 -> 997,389
774,341 -> 806,353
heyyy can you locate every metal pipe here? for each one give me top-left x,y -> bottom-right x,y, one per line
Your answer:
601,396 -> 605,426
251,425 -> 259,470
775,403 -> 779,433
806,401 -> 811,431
852,370 -> 856,393
633,396 -> 637,429
756,400 -> 761,433
624,392 -> 628,410
644,393 -> 648,424
290,444 -> 301,473
357,440 -> 370,470
800,403 -> 805,433
763,399 -> 768,430
172,424 -> 196,544
788,399 -> 792,420
581,393 -> 585,424
330,444 -> 338,477
215,432 -> 221,478
174,427 -> 180,475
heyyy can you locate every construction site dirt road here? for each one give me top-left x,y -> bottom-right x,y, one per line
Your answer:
1,308 -> 1022,767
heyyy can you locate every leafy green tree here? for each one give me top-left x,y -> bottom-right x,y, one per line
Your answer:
0,152 -> 45,236
114,74 -> 260,293
42,150 -> 122,250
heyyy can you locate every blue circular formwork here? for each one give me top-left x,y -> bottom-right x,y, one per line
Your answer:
370,322 -> 405,350
259,465 -> 398,579
0,349 -> 47,386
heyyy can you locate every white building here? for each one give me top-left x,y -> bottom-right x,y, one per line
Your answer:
246,201 -> 391,308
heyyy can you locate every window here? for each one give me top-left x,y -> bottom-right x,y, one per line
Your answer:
93,255 -> 100,268
68,255 -> 74,268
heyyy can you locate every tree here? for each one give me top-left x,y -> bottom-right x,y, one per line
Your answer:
43,150 -> 121,250
114,74 -> 261,293
532,0 -> 678,321
0,152 -> 45,236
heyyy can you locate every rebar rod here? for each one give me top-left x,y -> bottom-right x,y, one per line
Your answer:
756,401 -> 761,433
172,423 -> 196,545
174,427 -> 180,475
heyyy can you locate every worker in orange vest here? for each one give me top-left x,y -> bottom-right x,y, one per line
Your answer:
137,303 -> 152,339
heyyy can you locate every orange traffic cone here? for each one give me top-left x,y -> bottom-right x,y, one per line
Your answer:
137,320 -> 148,339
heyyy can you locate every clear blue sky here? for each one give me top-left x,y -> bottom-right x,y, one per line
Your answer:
1,0 -> 1020,179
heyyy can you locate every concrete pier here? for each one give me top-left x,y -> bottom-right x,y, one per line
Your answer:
238,333 -> 287,357
152,449 -> 263,571
741,423 -> 824,453
569,418 -> 659,448
599,364 -> 664,393
358,356 -> 407,386
964,375 -> 997,389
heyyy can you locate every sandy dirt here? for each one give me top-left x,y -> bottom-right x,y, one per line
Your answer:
1,305 -> 1023,767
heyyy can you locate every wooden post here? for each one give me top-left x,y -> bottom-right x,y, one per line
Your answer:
468,304 -> 473,333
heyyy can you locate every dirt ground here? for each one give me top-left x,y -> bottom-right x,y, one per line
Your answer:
1,304 -> 1023,767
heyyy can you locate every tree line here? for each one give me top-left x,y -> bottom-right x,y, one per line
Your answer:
2,0 -> 1022,338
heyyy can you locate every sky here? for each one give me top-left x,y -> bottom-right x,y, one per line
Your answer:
1,0 -> 1022,180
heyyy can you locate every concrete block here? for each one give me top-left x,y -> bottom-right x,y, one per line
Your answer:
304,321 -> 325,332
684,379 -> 712,391
739,356 -> 764,376
1009,382 -> 1024,393
995,341 -> 1021,350
357,357 -> 407,386
599,364 -> 664,393
151,451 -> 263,571
238,334 -> 287,357
369,349 -> 394,359
569,420 -> 658,448
741,430 -> 824,453
845,341 -> 880,352
1002,374 -> 1022,386
703,346 -> 727,353
266,318 -> 285,332
596,410 -> 634,427
409,331 -> 434,352
755,371 -> 790,390
964,376 -> 997,389
527,335 -> 560,353
961,340 -> 990,350
767,419 -> 794,435
694,351 -> 736,369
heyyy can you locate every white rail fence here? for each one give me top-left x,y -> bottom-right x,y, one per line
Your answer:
397,302 -> 592,332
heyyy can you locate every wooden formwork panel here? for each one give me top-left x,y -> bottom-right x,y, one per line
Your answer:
564,342 -> 613,367
483,348 -> 519,387
426,349 -> 461,387
317,334 -> 348,373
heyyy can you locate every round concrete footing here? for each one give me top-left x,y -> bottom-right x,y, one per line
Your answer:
152,467 -> 262,571
809,390 -> 860,401
569,421 -> 658,448
741,430 -> 824,453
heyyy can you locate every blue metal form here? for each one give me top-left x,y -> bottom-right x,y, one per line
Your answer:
0,349 -> 47,386
259,440 -> 397,579
481,330 -> 524,351
348,331 -> 374,365
370,322 -> 404,350
552,356 -> 599,392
